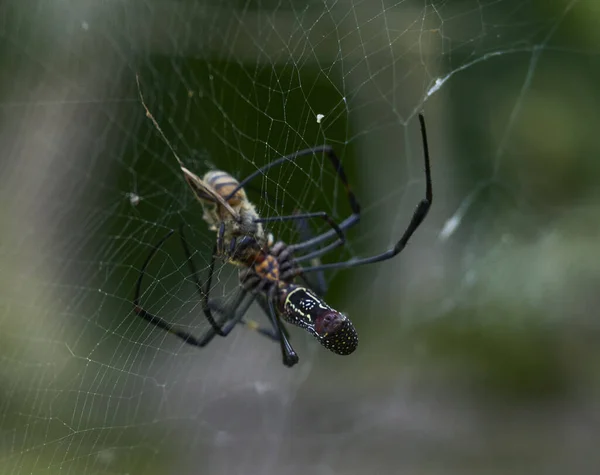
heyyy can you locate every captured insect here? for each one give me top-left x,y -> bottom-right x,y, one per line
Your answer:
133,76 -> 432,366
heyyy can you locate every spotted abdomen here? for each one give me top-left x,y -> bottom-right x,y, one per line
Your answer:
282,286 -> 358,356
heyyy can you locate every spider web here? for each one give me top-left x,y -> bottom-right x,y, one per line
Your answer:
1,0 -> 600,474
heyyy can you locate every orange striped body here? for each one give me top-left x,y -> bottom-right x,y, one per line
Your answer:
253,254 -> 280,282
202,170 -> 247,207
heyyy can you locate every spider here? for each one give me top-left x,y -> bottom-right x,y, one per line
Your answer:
133,88 -> 432,366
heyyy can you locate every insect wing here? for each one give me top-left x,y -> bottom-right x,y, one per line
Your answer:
180,166 -> 239,219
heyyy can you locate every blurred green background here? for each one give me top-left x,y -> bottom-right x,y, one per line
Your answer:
1,0 -> 600,474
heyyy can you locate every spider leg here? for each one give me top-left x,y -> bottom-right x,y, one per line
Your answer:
262,287 -> 299,367
238,182 -> 345,255
299,113 -> 432,273
224,145 -> 361,254
254,211 -> 344,246
133,306 -> 210,347
238,269 -> 296,356
133,229 -> 176,313
288,214 -> 328,296
229,268 -> 290,342
132,229 -> 253,347
251,295 -> 291,341
292,239 -> 343,264
198,245 -> 283,340
201,290 -> 256,340
181,225 -> 286,341
204,291 -> 285,343
134,289 -> 257,348
178,230 -> 227,336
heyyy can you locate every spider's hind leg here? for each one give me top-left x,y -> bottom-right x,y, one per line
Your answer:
205,295 -> 283,342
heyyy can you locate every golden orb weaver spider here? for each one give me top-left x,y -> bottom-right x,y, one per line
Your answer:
133,80 -> 432,367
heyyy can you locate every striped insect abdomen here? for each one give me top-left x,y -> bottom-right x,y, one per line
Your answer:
203,170 -> 247,205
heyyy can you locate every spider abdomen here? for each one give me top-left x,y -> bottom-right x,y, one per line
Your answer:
281,286 -> 358,356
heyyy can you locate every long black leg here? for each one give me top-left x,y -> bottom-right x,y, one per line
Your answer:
206,296 -> 282,343
263,288 -> 298,367
299,113 -> 432,273
292,213 -> 328,296
133,229 -> 253,347
224,145 -> 361,253
293,229 -> 352,264
134,306 -> 211,347
201,290 -> 256,340
289,213 -> 359,254
244,183 -> 348,257
178,224 -> 204,295
179,231 -> 227,336
255,296 -> 291,341
135,290 -> 256,348
179,224 -> 266,339
254,211 -> 345,245
133,229 -> 175,312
